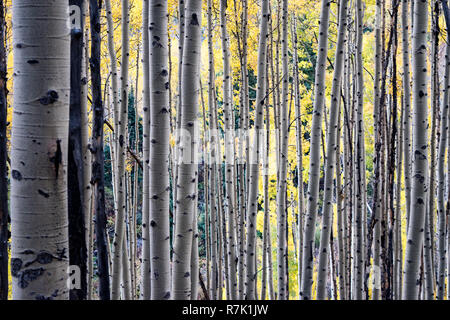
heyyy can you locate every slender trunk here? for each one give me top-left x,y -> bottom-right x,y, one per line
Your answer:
244,0 -> 269,300
437,0 -> 450,300
299,0 -> 331,300
0,0 -> 8,301
172,0 -> 202,299
207,0 -> 218,300
149,0 -> 171,300
402,0 -> 429,299
315,0 -> 348,299
140,0 -> 151,300
275,0 -> 289,300
89,0 -> 110,300
68,0 -> 87,300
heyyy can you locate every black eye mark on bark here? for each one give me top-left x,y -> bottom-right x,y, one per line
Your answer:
11,170 -> 22,181
49,139 -> 62,178
38,189 -> 50,198
39,90 -> 59,105
190,13 -> 199,26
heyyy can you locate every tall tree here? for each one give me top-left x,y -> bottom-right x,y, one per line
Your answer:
111,0 -> 130,300
402,0 -> 429,300
172,0 -> 202,300
149,0 -> 171,299
89,0 -> 110,300
315,0 -> 348,299
68,0 -> 87,300
141,0 -> 151,300
299,0 -> 331,300
0,0 -> 8,301
276,0 -> 289,300
244,0 -> 269,300
10,0 -> 70,299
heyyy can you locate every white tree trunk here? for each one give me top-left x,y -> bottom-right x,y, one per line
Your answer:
11,0 -> 70,300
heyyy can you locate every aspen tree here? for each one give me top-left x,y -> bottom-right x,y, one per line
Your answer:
244,0 -> 269,300
219,0 -> 238,299
437,0 -> 450,300
68,0 -> 87,300
89,0 -> 110,300
402,0 -> 412,230
141,0 -> 151,300
11,0 -> 70,299
111,0 -> 130,300
81,2 -> 93,300
402,0 -> 429,300
172,0 -> 202,300
276,0 -> 289,300
149,0 -> 171,299
316,0 -> 348,299
0,0 -> 7,301
300,0 -> 331,300
207,0 -> 218,300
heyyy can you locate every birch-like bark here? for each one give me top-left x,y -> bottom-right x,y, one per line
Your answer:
315,0 -> 348,299
276,0 -> 289,300
401,0 -> 412,230
219,0 -> 238,299
89,0 -> 110,300
0,0 -> 8,301
172,0 -> 202,300
437,0 -> 450,300
244,0 -> 269,300
11,0 -> 70,299
207,0 -> 218,300
111,0 -> 130,300
299,0 -> 331,300
149,0 -> 171,299
402,0 -> 429,300
81,2 -> 93,300
140,0 -> 151,300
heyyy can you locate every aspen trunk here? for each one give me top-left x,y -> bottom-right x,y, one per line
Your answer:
0,0 -> 8,301
300,0 -> 331,300
11,0 -> 70,299
402,0 -> 429,300
149,0 -> 171,299
140,0 -> 151,300
89,0 -> 110,300
172,0 -> 202,300
244,0 -> 269,300
315,0 -> 348,299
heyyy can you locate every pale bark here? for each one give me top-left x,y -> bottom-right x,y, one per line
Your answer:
315,0 -> 348,299
300,0 -> 331,300
244,0 -> 269,300
140,0 -> 151,300
402,0 -> 429,299
149,0 -> 171,300
11,0 -> 70,299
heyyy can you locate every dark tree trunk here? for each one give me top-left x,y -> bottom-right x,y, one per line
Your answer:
89,0 -> 110,300
0,0 -> 8,301
68,0 -> 87,300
